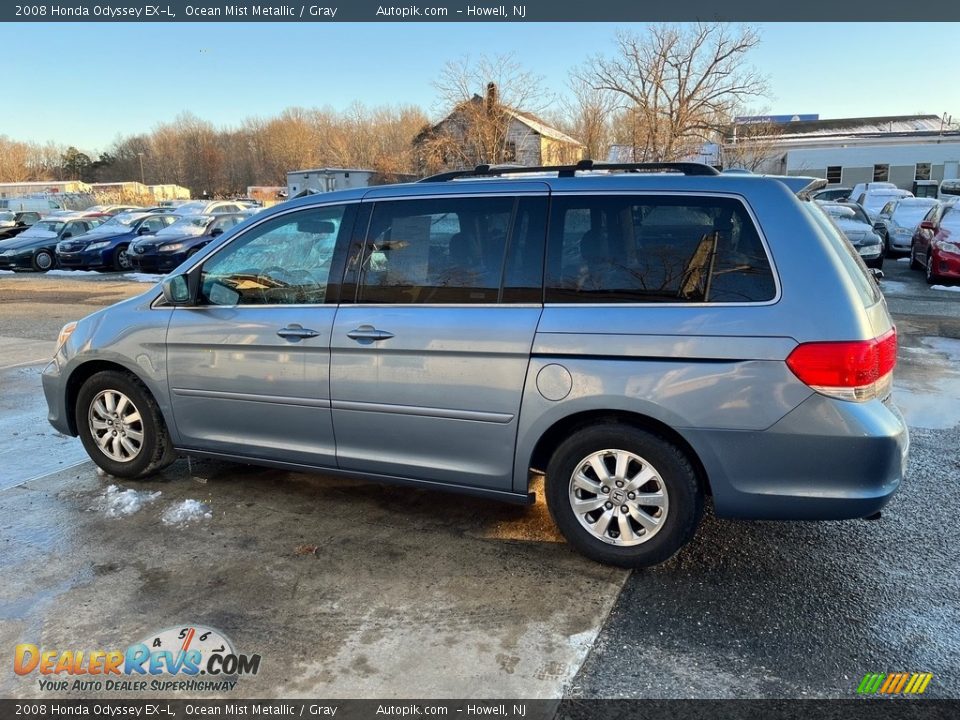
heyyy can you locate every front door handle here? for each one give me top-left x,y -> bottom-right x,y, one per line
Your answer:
277,324 -> 320,341
346,325 -> 394,342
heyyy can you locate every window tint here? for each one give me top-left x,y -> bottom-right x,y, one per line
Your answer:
199,205 -> 346,306
545,195 -> 776,303
357,196 -> 514,304
140,217 -> 167,233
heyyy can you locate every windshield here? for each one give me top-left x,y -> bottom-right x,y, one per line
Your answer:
0,212 -> 15,225
865,193 -> 906,210
173,202 -> 211,215
822,206 -> 856,220
24,221 -> 63,235
893,205 -> 934,227
155,215 -> 211,237
88,213 -> 142,231
940,209 -> 960,236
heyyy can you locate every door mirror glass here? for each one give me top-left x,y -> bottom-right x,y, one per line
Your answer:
162,274 -> 192,305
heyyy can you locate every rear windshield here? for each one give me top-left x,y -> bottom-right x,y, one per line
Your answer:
802,202 -> 881,307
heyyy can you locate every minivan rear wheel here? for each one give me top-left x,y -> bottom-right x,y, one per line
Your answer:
76,370 -> 176,478
545,424 -> 703,568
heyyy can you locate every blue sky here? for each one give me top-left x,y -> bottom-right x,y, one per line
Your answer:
4,22 -> 957,154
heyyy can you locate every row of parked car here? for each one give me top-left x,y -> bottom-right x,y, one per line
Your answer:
0,200 -> 261,273
812,181 -> 960,284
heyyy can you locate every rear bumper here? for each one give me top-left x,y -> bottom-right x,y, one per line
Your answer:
686,392 -> 909,520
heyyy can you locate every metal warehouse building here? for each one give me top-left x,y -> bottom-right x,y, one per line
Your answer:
729,115 -> 960,190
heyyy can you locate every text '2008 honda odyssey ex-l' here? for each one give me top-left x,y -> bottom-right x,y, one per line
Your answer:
43,162 -> 909,567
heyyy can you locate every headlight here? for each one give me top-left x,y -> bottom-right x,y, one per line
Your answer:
85,241 -> 110,250
937,242 -> 960,256
0,250 -> 14,257
56,321 -> 77,353
159,243 -> 185,252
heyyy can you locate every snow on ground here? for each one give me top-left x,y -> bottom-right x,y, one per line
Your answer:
122,273 -> 164,283
92,484 -> 162,518
879,280 -> 910,295
895,336 -> 960,430
162,499 -> 212,526
45,269 -> 103,277
896,257 -> 911,263
930,284 -> 960,293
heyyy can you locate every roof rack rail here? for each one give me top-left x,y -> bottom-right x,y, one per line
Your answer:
418,160 -> 720,183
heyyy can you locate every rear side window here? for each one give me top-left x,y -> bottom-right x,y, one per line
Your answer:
545,195 -> 776,303
357,196 -> 516,304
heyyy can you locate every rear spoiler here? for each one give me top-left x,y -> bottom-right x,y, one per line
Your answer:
765,175 -> 828,199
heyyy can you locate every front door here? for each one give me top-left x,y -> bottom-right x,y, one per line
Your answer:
166,203 -> 353,467
330,192 -> 548,491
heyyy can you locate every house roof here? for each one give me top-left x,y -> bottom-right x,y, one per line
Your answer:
417,94 -> 582,147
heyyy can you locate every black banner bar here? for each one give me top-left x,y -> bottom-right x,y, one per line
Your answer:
2,1 -> 960,22
1,699 -> 959,720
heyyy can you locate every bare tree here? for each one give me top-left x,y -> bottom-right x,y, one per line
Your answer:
584,23 -> 768,162
418,53 -> 552,172
721,120 -> 785,172
557,74 -> 617,161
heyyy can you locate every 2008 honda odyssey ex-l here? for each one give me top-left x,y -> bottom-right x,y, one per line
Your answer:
43,162 -> 909,567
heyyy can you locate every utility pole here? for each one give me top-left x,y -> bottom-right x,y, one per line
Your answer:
137,152 -> 145,185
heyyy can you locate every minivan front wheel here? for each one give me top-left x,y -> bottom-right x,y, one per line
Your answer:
545,424 -> 703,568
76,370 -> 176,478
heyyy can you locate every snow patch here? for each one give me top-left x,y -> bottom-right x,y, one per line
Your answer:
896,257 -> 911,263
879,280 -> 910,295
45,269 -> 103,277
123,273 -> 164,283
162,499 -> 212,526
93,484 -> 161,518
930,284 -> 960,293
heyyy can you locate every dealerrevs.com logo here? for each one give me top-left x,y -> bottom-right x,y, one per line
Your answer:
14,625 -> 261,693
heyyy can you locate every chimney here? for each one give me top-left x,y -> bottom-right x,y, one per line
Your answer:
486,82 -> 497,111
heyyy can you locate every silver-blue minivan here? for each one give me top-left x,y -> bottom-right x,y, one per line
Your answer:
42,162 -> 909,567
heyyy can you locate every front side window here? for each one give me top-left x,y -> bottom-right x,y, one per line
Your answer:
199,205 -> 346,306
356,196 -> 515,304
545,195 -> 776,304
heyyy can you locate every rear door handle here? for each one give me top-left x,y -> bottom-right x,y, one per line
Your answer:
346,325 -> 394,342
277,324 -> 320,341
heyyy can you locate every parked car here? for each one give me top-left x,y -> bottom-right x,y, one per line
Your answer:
172,200 -> 249,216
847,181 -> 897,204
129,213 -> 250,272
56,212 -> 178,271
938,178 -> 960,202
856,187 -> 914,223
83,204 -> 142,217
42,163 -> 908,568
873,197 -> 940,255
0,197 -> 65,212
811,187 -> 852,202
0,211 -> 44,241
910,204 -> 960,284
0,215 -> 102,272
818,202 -> 884,268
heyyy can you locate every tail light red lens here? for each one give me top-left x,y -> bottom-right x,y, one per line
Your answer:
786,328 -> 897,401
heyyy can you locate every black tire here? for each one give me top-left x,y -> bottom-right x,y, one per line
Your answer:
545,423 -> 704,568
925,253 -> 939,285
32,249 -> 55,272
113,244 -> 132,271
910,242 -> 923,270
76,370 -> 176,479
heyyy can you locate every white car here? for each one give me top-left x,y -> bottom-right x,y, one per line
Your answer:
855,187 -> 914,223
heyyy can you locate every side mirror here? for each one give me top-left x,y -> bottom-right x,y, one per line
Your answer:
62,232 -> 73,239
872,222 -> 885,231
161,274 -> 192,305
210,227 -> 224,237
137,225 -> 152,235
870,268 -> 884,283
919,221 -> 936,231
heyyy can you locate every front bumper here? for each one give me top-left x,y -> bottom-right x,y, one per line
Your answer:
131,250 -> 183,272
931,247 -> 960,280
686,392 -> 909,521
0,252 -> 38,270
42,359 -> 74,436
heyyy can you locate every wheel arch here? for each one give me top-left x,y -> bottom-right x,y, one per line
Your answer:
64,360 -> 158,436
526,409 -> 711,497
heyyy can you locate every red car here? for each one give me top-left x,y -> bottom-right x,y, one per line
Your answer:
910,204 -> 960,284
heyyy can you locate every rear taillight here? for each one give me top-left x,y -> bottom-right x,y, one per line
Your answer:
786,328 -> 897,402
